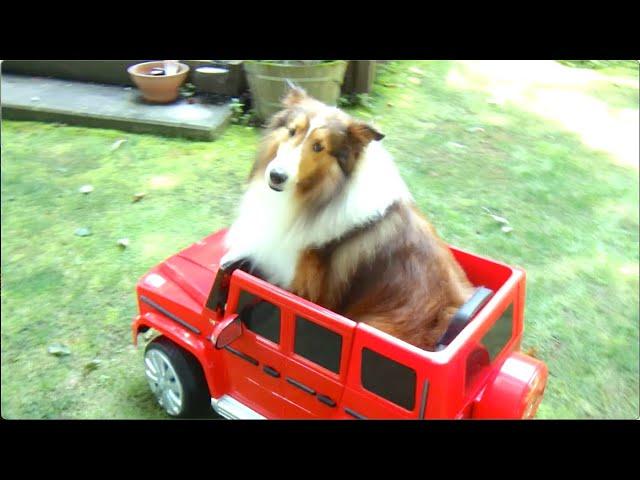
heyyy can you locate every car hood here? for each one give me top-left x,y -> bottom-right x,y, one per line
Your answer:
176,228 -> 229,273
156,228 -> 229,307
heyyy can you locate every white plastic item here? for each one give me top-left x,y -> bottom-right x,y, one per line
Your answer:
164,60 -> 179,75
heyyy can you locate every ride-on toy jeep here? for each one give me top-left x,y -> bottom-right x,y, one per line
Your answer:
132,228 -> 548,419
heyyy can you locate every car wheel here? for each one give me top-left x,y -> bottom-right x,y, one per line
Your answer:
144,336 -> 212,418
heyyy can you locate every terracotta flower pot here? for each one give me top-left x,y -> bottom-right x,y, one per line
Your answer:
127,61 -> 190,104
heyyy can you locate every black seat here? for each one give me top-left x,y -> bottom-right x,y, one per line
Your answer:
436,287 -> 494,350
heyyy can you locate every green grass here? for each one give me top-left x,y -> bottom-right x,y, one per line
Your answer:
557,60 -> 639,77
2,61 -> 638,419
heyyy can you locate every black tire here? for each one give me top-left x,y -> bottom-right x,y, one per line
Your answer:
144,336 -> 213,419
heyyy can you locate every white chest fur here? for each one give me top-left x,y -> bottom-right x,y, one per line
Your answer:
222,180 -> 303,287
221,141 -> 412,289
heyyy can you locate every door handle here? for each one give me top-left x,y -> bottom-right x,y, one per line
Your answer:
263,365 -> 280,378
345,407 -> 367,419
317,394 -> 336,407
224,345 -> 258,366
286,377 -> 316,395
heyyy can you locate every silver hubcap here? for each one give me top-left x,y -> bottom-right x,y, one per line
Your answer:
144,349 -> 184,416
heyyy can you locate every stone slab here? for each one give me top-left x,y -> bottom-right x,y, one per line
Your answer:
1,74 -> 233,141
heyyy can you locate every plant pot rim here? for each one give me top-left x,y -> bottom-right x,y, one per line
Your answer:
244,60 -> 347,69
128,61 -> 190,78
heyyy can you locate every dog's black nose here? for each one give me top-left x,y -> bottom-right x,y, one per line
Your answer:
270,168 -> 288,186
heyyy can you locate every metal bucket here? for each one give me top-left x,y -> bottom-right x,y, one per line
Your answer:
244,60 -> 348,121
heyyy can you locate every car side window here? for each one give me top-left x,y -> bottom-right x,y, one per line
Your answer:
294,316 -> 342,374
236,290 -> 280,345
482,304 -> 514,360
465,304 -> 514,392
361,347 -> 417,411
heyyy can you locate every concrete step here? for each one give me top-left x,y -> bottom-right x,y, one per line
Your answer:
1,74 -> 234,141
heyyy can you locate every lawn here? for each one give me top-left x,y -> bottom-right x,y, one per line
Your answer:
1,60 -> 638,419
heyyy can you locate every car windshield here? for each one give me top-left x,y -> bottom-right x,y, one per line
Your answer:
206,267 -> 232,312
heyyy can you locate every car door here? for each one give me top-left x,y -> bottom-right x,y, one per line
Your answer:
221,288 -> 288,418
339,326 -> 428,419
280,310 -> 354,419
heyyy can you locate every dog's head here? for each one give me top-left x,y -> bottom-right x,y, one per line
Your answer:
250,86 -> 384,208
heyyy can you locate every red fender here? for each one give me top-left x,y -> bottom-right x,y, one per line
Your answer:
473,352 -> 548,419
132,312 -> 215,394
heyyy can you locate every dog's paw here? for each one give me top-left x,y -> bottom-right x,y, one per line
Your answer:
220,251 -> 236,268
219,258 -> 236,272
220,252 -> 249,273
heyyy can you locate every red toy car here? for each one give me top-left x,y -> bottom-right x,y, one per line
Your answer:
132,228 -> 548,419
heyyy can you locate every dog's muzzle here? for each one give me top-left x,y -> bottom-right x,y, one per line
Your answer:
268,168 -> 288,192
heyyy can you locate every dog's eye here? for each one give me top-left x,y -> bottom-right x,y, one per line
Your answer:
289,128 -> 296,137
313,142 -> 324,153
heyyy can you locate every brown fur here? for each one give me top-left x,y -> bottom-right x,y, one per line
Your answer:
249,86 -> 474,351
291,202 -> 474,351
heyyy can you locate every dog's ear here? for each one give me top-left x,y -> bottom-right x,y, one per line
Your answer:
333,122 -> 384,176
267,108 -> 291,130
282,81 -> 308,107
347,122 -> 385,145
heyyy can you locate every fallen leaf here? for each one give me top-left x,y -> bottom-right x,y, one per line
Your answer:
79,184 -> 94,194
482,207 -> 510,225
491,215 -> 509,224
74,227 -> 92,237
66,375 -> 81,388
117,238 -> 130,249
490,215 -> 509,225
84,359 -> 102,373
132,192 -> 146,203
48,344 -> 71,357
111,139 -> 127,151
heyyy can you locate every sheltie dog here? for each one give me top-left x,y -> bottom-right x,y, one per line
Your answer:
221,87 -> 474,351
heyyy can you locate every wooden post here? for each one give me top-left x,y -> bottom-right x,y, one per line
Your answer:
342,61 -> 377,94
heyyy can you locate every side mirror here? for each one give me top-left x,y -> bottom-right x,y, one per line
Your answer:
211,315 -> 242,349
